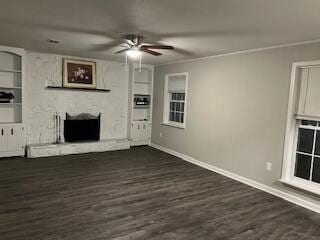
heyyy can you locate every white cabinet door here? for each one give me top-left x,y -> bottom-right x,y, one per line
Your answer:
131,122 -> 143,141
144,122 -> 151,141
141,122 -> 151,141
131,121 -> 152,144
7,125 -> 24,152
0,127 -> 7,152
131,122 -> 148,141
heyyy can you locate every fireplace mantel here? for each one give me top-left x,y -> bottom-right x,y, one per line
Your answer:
46,86 -> 111,92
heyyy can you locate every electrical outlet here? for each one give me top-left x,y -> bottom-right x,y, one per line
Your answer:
159,132 -> 162,138
266,162 -> 272,171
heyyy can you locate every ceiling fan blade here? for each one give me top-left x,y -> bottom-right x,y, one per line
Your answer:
141,45 -> 174,50
91,44 -> 127,50
90,39 -> 128,51
93,44 -> 127,47
115,48 -> 129,54
141,48 -> 162,56
126,39 -> 135,46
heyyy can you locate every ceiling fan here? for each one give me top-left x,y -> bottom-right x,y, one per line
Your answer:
115,35 -> 174,58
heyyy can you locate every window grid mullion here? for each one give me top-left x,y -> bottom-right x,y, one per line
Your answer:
296,151 -> 320,159
169,102 -> 184,113
298,125 -> 320,130
309,123 -> 318,181
170,111 -> 184,114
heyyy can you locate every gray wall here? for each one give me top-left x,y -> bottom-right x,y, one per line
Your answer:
152,42 -> 320,204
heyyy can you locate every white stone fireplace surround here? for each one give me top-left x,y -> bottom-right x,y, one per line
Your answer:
25,52 -> 130,157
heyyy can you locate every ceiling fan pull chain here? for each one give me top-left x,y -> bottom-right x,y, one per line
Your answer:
125,54 -> 128,72
139,54 -> 142,72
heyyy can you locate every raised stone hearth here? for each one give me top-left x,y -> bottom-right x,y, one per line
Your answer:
27,139 -> 129,158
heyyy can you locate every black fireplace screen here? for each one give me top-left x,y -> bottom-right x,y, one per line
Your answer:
64,113 -> 100,142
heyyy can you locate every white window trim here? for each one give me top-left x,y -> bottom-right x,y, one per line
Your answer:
281,60 -> 320,195
162,72 -> 188,129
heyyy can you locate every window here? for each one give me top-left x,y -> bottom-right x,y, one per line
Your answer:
282,61 -> 320,195
169,93 -> 185,123
163,73 -> 188,128
295,120 -> 320,183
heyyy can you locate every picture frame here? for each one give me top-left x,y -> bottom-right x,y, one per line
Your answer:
63,59 -> 96,89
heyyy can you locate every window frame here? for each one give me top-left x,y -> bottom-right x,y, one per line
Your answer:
162,72 -> 188,129
281,60 -> 320,196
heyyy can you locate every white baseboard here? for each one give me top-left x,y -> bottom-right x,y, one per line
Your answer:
150,143 -> 320,214
0,150 -> 24,158
130,140 -> 151,146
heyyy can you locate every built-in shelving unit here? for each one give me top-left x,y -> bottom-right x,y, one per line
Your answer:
128,64 -> 154,146
0,46 -> 25,157
134,81 -> 150,84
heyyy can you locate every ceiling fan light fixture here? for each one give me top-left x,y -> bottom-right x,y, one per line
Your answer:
126,49 -> 141,59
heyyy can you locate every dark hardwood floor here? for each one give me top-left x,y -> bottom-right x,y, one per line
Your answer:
0,146 -> 320,240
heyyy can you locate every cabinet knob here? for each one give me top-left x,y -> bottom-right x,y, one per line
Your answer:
1,129 -> 3,136
143,124 -> 145,129
138,124 -> 140,130
11,128 -> 13,135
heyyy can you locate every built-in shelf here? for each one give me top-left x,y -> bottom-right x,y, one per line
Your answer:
0,121 -> 22,124
133,119 -> 150,122
0,69 -> 22,73
46,86 -> 111,92
134,93 -> 150,96
0,103 -> 22,106
134,81 -> 151,84
0,86 -> 22,90
134,106 -> 150,109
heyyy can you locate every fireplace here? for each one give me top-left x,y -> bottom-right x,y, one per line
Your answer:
64,113 -> 100,142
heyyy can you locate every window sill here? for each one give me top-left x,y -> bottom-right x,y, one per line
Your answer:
161,122 -> 185,129
279,178 -> 320,196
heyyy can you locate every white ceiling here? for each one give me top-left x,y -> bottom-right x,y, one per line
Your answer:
0,0 -> 320,65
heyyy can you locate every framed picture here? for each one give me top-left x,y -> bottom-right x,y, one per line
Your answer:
63,59 -> 96,89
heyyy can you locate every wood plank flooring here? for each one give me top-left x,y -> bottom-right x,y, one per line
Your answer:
0,146 -> 320,240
